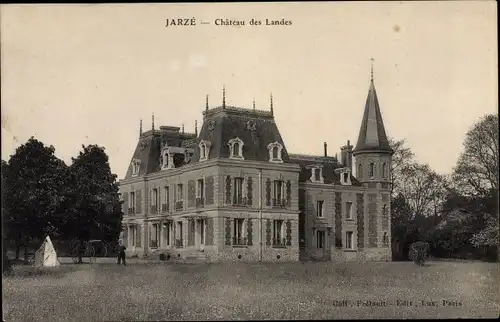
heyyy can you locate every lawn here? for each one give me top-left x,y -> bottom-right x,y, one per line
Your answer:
2,260 -> 499,321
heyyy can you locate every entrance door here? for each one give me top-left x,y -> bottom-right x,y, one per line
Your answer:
316,230 -> 325,259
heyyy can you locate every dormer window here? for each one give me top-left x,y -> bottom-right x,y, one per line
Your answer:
161,147 -> 174,170
228,137 -> 244,159
199,140 -> 212,161
309,166 -> 324,183
267,142 -> 284,163
131,159 -> 141,176
340,168 -> 352,186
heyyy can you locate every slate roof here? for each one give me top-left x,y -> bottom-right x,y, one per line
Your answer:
124,128 -> 197,178
289,154 -> 362,186
353,80 -> 393,155
190,105 -> 293,163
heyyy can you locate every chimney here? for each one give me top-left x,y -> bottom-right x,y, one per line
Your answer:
340,140 -> 354,169
324,142 -> 328,157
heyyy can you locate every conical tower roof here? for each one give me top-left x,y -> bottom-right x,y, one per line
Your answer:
353,79 -> 393,155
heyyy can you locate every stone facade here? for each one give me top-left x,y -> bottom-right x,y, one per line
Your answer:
119,77 -> 393,262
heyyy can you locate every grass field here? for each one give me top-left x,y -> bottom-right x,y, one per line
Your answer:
3,260 -> 499,321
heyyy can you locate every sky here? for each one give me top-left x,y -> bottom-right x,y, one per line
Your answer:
1,2 -> 497,179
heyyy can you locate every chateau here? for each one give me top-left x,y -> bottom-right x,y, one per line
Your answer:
118,75 -> 393,262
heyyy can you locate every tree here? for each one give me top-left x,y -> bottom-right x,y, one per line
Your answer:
388,137 -> 415,197
2,137 -> 69,260
63,145 -> 122,263
453,114 -> 499,197
452,114 -> 498,254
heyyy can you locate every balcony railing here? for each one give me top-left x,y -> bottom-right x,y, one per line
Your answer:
233,236 -> 247,246
127,207 -> 135,215
196,197 -> 205,208
150,240 -> 159,248
161,203 -> 169,212
175,201 -> 184,211
150,205 -> 158,214
175,239 -> 184,248
272,238 -> 288,248
232,195 -> 248,206
272,198 -> 286,208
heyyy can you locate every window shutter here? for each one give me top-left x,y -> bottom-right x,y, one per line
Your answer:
286,180 -> 292,208
188,220 -> 195,246
286,220 -> 292,246
188,180 -> 195,208
265,219 -> 272,246
135,190 -> 142,214
335,192 -> 342,248
265,178 -> 271,206
206,218 -> 214,245
148,224 -> 152,247
225,217 -> 232,245
225,176 -> 232,204
122,193 -> 129,214
173,222 -> 177,241
247,218 -> 253,245
247,177 -> 253,206
136,225 -> 142,247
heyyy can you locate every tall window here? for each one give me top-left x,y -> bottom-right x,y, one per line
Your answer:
164,186 -> 169,205
177,184 -> 183,201
176,221 -> 183,247
161,150 -> 169,169
317,230 -> 325,249
197,179 -> 204,199
129,192 -> 135,211
132,160 -> 141,176
346,202 -> 353,219
164,222 -> 170,246
267,142 -> 283,163
151,189 -> 158,206
346,231 -> 354,249
343,173 -> 349,183
358,163 -> 363,180
273,180 -> 284,203
130,226 -> 136,246
316,200 -> 324,218
382,163 -> 387,178
369,163 -> 375,178
233,219 -> 245,245
234,177 -> 244,199
273,220 -> 284,245
150,223 -> 160,248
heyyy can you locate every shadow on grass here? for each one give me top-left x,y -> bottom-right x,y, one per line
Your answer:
5,264 -> 78,278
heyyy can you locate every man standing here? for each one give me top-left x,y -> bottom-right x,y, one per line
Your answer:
117,241 -> 126,265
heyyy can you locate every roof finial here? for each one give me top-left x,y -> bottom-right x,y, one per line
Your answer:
253,98 -> 256,110
370,57 -> 375,81
222,85 -> 226,109
270,93 -> 274,116
139,119 -> 143,137
205,94 -> 209,112
152,113 -> 155,131
182,123 -> 184,134
195,120 -> 198,136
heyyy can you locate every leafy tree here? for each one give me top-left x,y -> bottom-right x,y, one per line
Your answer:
63,145 -> 122,263
452,114 -> 498,254
453,114 -> 498,196
388,137 -> 415,197
2,137 -> 68,260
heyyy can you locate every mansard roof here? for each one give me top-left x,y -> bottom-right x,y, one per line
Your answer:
289,154 -> 362,186
353,80 -> 393,155
190,105 -> 292,163
124,128 -> 196,178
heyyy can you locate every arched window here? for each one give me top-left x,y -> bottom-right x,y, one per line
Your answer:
358,163 -> 363,179
272,146 -> 279,159
162,151 -> 169,168
199,140 -> 212,161
267,142 -> 284,163
228,138 -> 244,159
314,169 -> 321,181
382,163 -> 387,178
369,162 -> 375,178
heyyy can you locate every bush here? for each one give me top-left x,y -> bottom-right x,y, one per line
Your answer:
159,253 -> 170,261
409,241 -> 430,266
